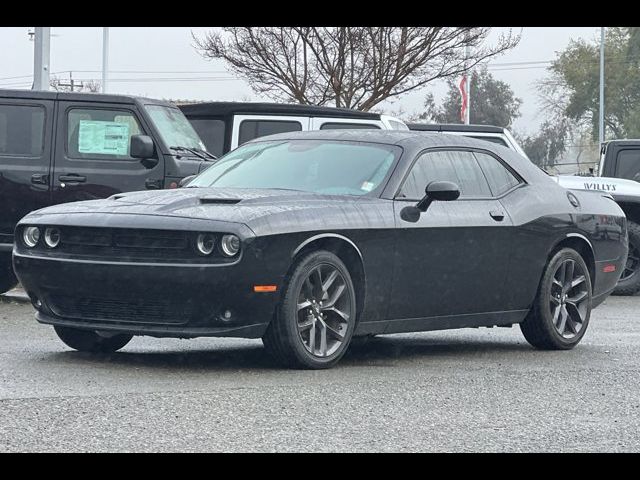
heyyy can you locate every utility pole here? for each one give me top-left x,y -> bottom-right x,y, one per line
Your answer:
598,27 -> 605,147
464,44 -> 471,125
33,27 -> 51,90
102,27 -> 109,93
56,72 -> 83,92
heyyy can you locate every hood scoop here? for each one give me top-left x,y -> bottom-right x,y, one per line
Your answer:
199,196 -> 242,205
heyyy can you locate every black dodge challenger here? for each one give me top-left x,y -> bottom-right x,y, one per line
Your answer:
13,131 -> 628,369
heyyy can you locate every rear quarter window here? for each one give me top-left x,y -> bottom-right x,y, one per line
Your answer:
0,104 -> 45,157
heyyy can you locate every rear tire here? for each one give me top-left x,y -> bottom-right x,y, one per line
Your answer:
262,250 -> 357,369
0,253 -> 18,295
613,220 -> 640,296
54,326 -> 132,353
520,248 -> 592,350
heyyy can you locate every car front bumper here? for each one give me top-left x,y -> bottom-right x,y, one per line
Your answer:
13,250 -> 281,339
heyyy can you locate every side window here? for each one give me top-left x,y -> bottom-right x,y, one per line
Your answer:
473,151 -> 521,196
189,117 -> 226,157
615,149 -> 640,182
319,122 -> 380,130
399,150 -> 492,200
0,104 -> 45,157
67,108 -> 142,160
238,120 -> 302,145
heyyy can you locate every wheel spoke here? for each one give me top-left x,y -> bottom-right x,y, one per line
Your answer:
558,262 -> 567,286
318,321 -> 328,357
308,320 -> 316,354
565,301 -> 585,324
567,290 -> 588,305
571,275 -> 586,289
550,295 -> 560,305
312,267 -> 323,298
297,299 -> 312,311
563,260 -> 575,292
324,322 -> 345,340
566,316 -> 578,334
552,304 -> 561,326
323,284 -> 345,309
325,306 -> 350,322
557,305 -> 568,334
321,269 -> 339,295
298,318 -> 314,332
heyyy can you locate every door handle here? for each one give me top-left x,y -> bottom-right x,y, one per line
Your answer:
31,173 -> 49,185
489,210 -> 505,221
59,174 -> 87,184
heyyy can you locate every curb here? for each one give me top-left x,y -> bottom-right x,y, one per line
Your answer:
0,288 -> 30,304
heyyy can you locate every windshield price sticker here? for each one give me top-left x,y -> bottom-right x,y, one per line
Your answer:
78,121 -> 130,155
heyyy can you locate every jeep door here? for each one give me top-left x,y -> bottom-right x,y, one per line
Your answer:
0,97 -> 54,246
51,101 -> 164,205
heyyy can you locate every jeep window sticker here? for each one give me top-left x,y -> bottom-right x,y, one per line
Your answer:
583,181 -> 617,192
78,120 -> 130,155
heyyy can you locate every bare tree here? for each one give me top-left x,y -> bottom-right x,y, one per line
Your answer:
194,27 -> 520,111
50,75 -> 101,93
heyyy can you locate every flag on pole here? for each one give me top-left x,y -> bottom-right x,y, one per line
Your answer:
459,75 -> 468,123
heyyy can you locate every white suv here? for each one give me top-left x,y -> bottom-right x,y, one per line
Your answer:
180,102 -> 409,157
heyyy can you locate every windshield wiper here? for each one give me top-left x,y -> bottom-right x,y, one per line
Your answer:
170,146 -> 216,161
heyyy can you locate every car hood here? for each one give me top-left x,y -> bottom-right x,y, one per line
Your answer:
29,187 -> 392,236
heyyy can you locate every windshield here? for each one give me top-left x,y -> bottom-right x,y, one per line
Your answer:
145,105 -> 207,151
188,139 -> 401,196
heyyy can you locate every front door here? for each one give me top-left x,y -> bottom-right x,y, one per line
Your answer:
51,102 -> 164,206
0,98 -> 54,245
389,148 -> 514,320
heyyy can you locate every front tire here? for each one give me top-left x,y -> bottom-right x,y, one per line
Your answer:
0,253 -> 18,295
613,220 -> 640,295
520,248 -> 592,350
54,326 -> 133,353
262,250 -> 357,369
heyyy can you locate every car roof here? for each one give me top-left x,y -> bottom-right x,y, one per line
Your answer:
0,88 -> 173,107
407,123 -> 506,134
243,129 -> 547,185
178,101 -> 381,119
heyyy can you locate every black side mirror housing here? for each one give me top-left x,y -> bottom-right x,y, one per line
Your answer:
417,180 -> 460,211
400,180 -> 460,223
130,135 -> 157,166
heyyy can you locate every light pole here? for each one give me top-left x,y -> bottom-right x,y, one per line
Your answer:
33,27 -> 51,90
102,27 -> 109,93
599,27 -> 605,147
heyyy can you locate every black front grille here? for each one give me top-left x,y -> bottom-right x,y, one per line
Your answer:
0,233 -> 13,244
48,295 -> 192,325
51,227 -> 211,263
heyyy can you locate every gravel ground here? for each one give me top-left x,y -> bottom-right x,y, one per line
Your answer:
0,294 -> 638,452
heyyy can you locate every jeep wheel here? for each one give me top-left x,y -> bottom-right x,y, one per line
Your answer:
614,220 -> 640,296
0,253 -> 18,295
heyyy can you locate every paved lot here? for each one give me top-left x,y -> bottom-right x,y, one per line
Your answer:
0,293 -> 638,452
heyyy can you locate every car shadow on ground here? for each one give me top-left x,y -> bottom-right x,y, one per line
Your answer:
44,334 -> 536,372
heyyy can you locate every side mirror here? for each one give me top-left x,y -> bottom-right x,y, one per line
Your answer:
400,180 -> 460,223
178,175 -> 197,188
130,135 -> 156,160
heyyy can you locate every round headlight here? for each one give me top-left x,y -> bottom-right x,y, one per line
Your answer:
220,234 -> 241,257
44,227 -> 61,248
196,233 -> 216,256
23,227 -> 40,248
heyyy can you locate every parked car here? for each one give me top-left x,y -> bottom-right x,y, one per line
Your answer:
0,89 -> 214,294
407,122 -> 529,159
13,131 -> 627,369
179,101 -> 408,158
555,139 -> 640,295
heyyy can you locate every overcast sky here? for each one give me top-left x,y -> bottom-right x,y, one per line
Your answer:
0,27 -> 602,134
